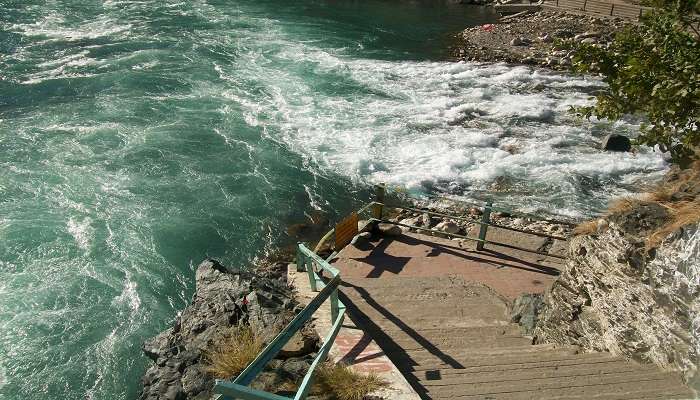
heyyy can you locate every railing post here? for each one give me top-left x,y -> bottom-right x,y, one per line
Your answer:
296,243 -> 304,272
476,202 -> 492,251
610,3 -> 614,15
330,289 -> 339,322
372,183 -> 385,220
306,259 -> 317,292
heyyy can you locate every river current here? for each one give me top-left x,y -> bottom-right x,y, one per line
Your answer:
0,0 -> 666,398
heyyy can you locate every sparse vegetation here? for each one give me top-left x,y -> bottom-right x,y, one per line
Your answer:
571,0 -> 700,164
313,362 -> 388,400
647,201 -> 700,248
572,219 -> 601,236
574,161 -> 700,247
203,325 -> 265,379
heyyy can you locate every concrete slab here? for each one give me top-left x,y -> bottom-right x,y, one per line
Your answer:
333,232 -> 564,300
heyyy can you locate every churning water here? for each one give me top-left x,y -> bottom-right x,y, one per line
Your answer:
0,0 -> 667,398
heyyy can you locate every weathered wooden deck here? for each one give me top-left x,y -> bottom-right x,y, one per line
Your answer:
329,231 -> 693,400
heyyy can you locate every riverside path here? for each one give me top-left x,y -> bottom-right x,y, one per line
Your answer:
326,229 -> 693,400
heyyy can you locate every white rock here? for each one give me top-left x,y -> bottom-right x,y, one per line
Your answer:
435,220 -> 460,235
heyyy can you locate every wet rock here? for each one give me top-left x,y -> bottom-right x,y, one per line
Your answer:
601,133 -> 632,152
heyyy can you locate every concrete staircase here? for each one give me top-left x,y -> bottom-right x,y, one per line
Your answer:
339,275 -> 693,400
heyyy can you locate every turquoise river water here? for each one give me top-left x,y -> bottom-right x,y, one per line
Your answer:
0,0 -> 667,399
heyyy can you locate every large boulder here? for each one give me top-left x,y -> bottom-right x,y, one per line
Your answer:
601,133 -> 632,152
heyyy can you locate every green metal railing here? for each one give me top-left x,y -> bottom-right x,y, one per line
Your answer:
213,243 -> 346,400
348,184 -> 570,260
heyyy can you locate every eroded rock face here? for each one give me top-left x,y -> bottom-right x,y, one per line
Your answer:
535,217 -> 700,386
139,259 -> 305,400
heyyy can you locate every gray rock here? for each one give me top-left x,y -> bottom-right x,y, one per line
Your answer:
580,37 -> 598,44
434,220 -> 460,235
350,231 -> 372,247
511,293 -> 544,336
420,213 -> 439,229
601,133 -> 632,152
279,330 -> 317,358
574,31 -> 601,41
378,222 -> 403,236
510,36 -> 531,46
539,33 -> 554,43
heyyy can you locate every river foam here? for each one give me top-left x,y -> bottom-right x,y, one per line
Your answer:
0,1 -> 669,399
219,29 -> 666,218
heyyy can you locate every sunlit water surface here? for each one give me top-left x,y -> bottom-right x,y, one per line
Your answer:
0,0 -> 666,398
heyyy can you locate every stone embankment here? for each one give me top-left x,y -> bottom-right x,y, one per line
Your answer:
454,10 -> 628,70
139,260 -> 318,400
534,163 -> 700,392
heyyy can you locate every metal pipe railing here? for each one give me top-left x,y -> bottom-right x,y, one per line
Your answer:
214,243 -> 346,400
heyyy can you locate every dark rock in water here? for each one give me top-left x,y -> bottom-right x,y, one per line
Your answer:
140,259 -> 314,400
601,133 -> 632,152
510,293 -> 544,336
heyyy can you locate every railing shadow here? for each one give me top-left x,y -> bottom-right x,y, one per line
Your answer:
349,234 -> 561,278
338,281 -> 464,399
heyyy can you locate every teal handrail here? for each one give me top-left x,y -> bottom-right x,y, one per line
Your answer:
213,243 -> 346,400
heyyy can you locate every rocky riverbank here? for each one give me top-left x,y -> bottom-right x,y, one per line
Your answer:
454,10 -> 628,70
139,259 -> 319,400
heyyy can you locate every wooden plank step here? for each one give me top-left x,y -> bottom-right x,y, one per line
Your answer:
384,344 -> 582,367
377,335 -> 532,352
411,360 -> 661,386
423,369 -> 686,398
409,353 -> 627,375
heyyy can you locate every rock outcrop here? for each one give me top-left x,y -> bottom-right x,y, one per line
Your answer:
535,206 -> 700,389
140,259 -> 317,400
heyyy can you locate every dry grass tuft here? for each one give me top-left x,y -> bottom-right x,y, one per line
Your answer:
646,201 -> 700,249
314,362 -> 388,400
203,325 -> 265,379
648,160 -> 700,202
573,219 -> 599,236
606,197 -> 644,215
